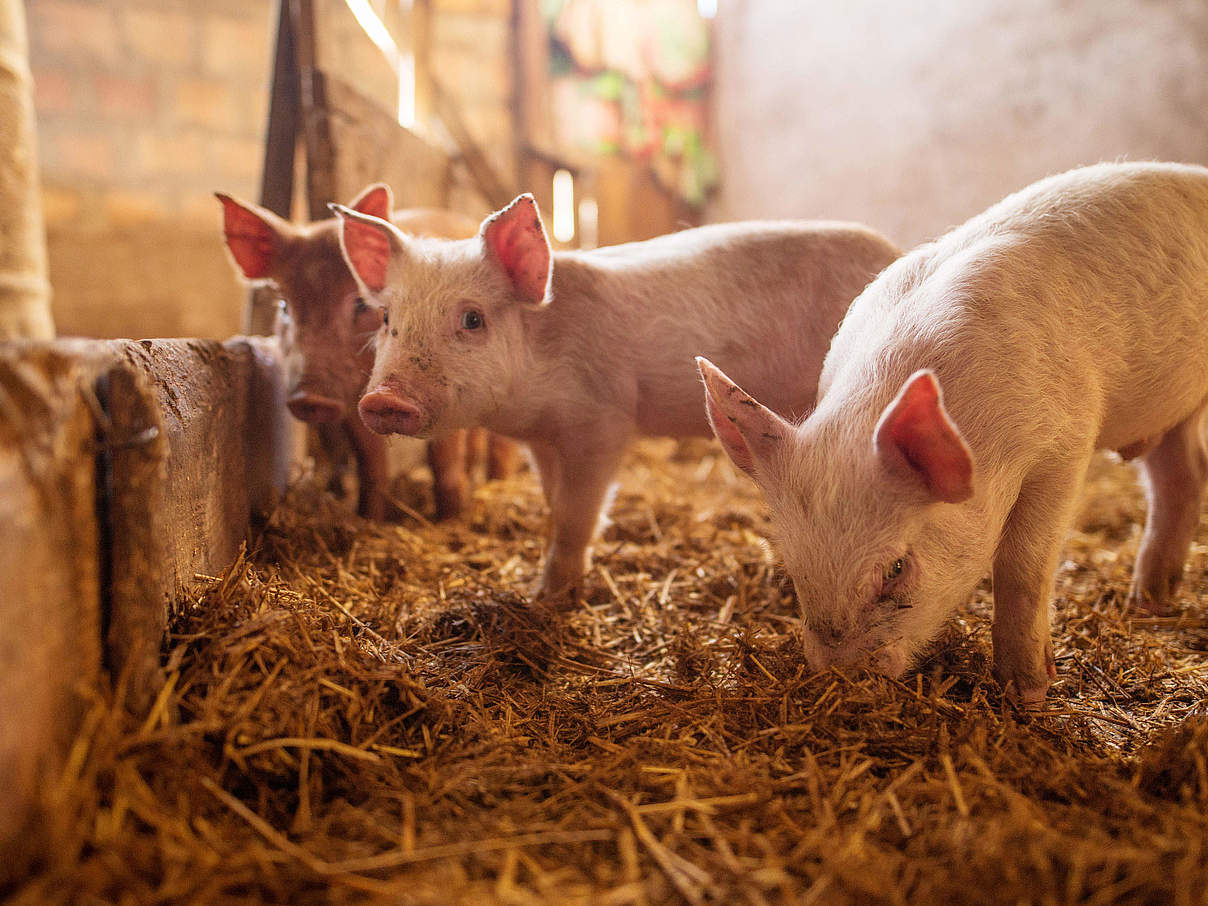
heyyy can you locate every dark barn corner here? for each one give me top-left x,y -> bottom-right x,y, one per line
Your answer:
2,1 -> 1207,903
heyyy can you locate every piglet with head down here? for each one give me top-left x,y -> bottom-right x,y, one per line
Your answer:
700,161 -> 1208,703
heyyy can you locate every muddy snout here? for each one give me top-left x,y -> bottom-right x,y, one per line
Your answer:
286,390 -> 345,424
359,385 -> 426,436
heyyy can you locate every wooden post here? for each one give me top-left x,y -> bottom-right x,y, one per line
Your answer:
0,0 -> 53,340
246,0 -> 302,336
511,0 -> 550,199
291,0 -> 338,222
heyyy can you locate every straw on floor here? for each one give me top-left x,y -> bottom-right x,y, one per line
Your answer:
11,439 -> 1208,905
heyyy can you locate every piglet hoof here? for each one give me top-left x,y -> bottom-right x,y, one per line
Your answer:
995,673 -> 1051,711
1126,577 -> 1179,616
357,491 -> 388,522
433,483 -> 468,522
994,642 -> 1055,710
531,563 -> 585,609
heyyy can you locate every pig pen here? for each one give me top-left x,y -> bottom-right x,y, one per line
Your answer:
4,355 -> 1208,903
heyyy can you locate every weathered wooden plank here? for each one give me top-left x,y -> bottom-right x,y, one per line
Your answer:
0,336 -> 290,878
0,345 -> 104,882
105,337 -> 290,612
308,71 -> 454,210
246,0 -> 302,337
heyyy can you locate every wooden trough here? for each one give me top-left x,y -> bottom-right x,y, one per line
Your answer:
0,336 -> 291,881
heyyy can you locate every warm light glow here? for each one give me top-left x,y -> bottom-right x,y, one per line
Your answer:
397,54 -> 416,129
345,0 -> 397,58
698,0 -> 718,18
552,169 -> 575,243
578,197 -> 599,250
345,0 -> 416,129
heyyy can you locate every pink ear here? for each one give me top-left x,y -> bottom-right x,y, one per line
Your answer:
350,183 -> 392,221
697,357 -> 790,478
333,206 -> 394,292
481,194 -> 551,304
215,193 -> 278,279
875,370 -> 973,503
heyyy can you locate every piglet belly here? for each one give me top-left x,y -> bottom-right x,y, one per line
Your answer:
633,383 -> 714,438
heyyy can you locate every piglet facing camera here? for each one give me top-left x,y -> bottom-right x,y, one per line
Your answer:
217,186 -> 516,521
701,161 -> 1208,703
334,194 -> 901,598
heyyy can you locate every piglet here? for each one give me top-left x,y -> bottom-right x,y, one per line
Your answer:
332,194 -> 900,595
217,185 -> 518,520
699,161 -> 1208,702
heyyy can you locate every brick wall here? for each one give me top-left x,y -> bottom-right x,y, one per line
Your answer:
29,0 -> 274,339
27,0 -> 515,341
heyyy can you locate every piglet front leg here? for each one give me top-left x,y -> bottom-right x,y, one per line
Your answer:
991,463 -> 1088,704
529,432 -> 631,599
428,429 -> 471,521
347,413 -> 391,521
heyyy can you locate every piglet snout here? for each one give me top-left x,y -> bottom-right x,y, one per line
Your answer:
359,386 -> 425,436
804,630 -> 908,679
286,391 -> 345,424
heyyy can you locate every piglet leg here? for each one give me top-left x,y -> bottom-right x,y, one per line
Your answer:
991,461 -> 1088,704
428,429 -> 471,520
1130,404 -> 1208,613
347,414 -> 391,521
487,435 -> 522,481
529,433 -> 630,598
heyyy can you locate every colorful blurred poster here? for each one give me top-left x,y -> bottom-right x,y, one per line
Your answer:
544,0 -> 718,206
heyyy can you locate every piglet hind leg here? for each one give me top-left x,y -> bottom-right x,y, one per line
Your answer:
530,433 -> 630,601
1130,404 -> 1208,614
487,435 -> 522,481
991,463 -> 1089,705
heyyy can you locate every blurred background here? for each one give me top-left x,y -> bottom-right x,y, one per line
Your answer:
21,0 -> 1208,340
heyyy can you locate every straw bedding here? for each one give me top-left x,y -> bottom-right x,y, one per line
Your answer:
10,440 -> 1208,905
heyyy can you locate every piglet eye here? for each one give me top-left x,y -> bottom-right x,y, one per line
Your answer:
883,558 -> 905,583
460,309 -> 485,331
382,309 -> 389,327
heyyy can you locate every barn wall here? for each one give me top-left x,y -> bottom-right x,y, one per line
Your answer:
28,0 -> 274,339
709,0 -> 1208,248
27,0 -> 513,341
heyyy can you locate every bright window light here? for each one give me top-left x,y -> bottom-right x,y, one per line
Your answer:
345,0 -> 416,129
345,0 -> 396,58
552,169 -> 575,243
698,0 -> 718,18
397,54 -> 415,129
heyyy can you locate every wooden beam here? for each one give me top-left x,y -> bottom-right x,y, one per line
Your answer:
247,0 -> 301,335
0,336 -> 291,877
